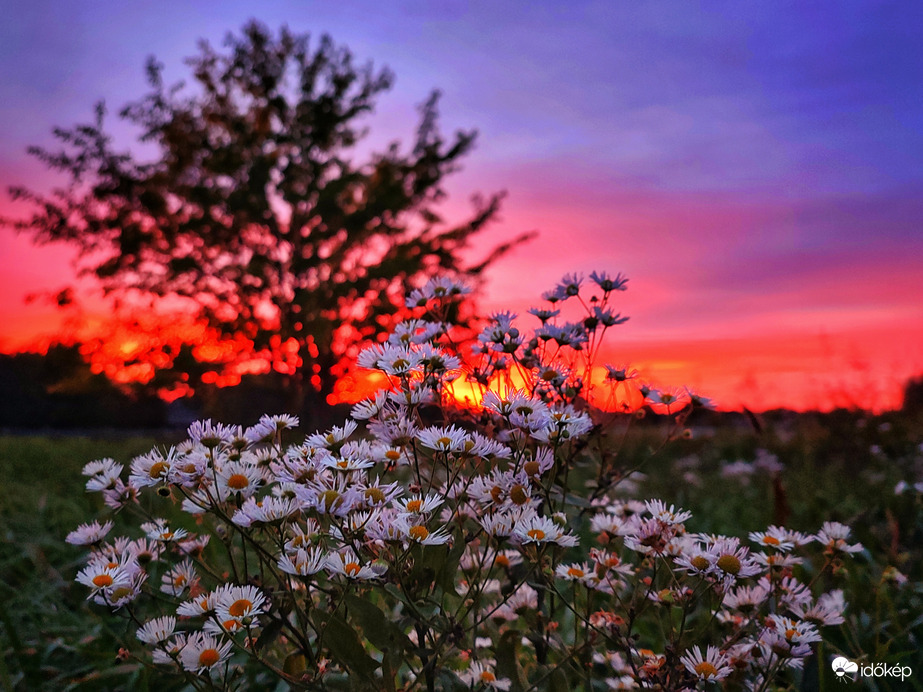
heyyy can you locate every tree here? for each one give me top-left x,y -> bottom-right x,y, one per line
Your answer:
9,21 -> 527,418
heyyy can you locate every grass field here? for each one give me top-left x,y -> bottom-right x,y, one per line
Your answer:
1,409 -> 921,691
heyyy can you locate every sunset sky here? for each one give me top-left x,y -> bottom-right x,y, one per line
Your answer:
2,1 -> 922,411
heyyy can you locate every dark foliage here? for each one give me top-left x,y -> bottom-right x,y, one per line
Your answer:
0,345 -> 164,428
9,21 -> 529,415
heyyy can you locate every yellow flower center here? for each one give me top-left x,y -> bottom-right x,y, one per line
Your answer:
110,586 -> 132,600
344,562 -> 361,577
385,450 -> 401,461
691,556 -> 710,571
336,460 -> 350,469
510,484 -> 528,505
567,567 -> 585,578
365,488 -> 386,504
228,598 -> 252,617
198,648 -> 220,667
223,619 -> 241,631
527,529 -> 546,541
227,473 -> 249,490
173,574 -> 187,586
148,461 -> 167,479
495,554 -> 510,567
716,554 -> 741,575
319,490 -> 342,510
405,499 -> 423,513
490,486 -> 505,503
92,574 -> 113,588
762,535 -> 780,546
694,661 -> 718,677
437,436 -> 452,448
409,525 -> 430,541
480,671 -> 496,683
523,461 -> 540,476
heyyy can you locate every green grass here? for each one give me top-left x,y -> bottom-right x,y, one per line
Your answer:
0,435 -> 176,691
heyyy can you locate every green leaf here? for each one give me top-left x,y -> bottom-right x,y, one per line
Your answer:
316,610 -> 379,680
547,667 -> 570,692
283,653 -> 307,677
495,629 -> 527,692
344,593 -> 413,667
254,616 -> 284,653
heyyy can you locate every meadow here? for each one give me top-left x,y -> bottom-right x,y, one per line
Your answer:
2,404 -> 920,691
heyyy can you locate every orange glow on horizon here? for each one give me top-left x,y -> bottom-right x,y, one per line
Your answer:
3,308 -> 920,413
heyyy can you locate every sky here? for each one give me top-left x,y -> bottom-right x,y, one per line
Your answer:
2,0 -> 922,411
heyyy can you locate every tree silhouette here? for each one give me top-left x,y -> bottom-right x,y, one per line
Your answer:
9,21 -> 528,416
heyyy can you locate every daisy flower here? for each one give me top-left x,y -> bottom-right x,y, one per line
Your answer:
326,550 -> 385,580
305,420 -> 359,450
76,561 -> 131,595
395,493 -> 445,516
460,660 -> 511,690
814,521 -> 863,555
766,614 -> 822,646
216,460 -> 263,499
82,457 -> 121,477
244,413 -> 299,443
645,499 -> 692,526
416,425 -> 470,453
680,645 -> 732,681
754,552 -> 803,569
188,419 -> 239,447
350,390 -> 390,420
604,364 -> 638,382
177,590 -> 222,617
590,270 -> 628,292
476,510 -> 516,538
216,584 -> 268,621
555,562 -> 594,584
322,455 -> 375,472
749,526 -> 795,552
66,520 -> 113,546
232,496 -> 301,528
790,589 -> 846,626
142,519 -> 189,543
512,514 -> 578,548
85,463 -> 124,492
161,558 -> 198,596
722,584 -> 770,612
278,547 -> 328,577
125,537 -> 163,566
152,632 -> 189,665
398,519 -> 453,546
129,447 -> 179,488
137,616 -> 177,645
180,631 -> 233,673
709,537 -> 762,584
673,546 -> 717,578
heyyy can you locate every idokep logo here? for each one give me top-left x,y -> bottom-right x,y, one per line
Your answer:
832,657 -> 859,682
831,656 -> 913,683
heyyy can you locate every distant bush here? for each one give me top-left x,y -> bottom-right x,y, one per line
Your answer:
0,344 -> 165,429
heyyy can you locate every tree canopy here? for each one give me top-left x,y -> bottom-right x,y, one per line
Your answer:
10,21 -> 527,411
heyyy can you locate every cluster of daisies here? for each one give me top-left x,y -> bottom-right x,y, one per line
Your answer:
66,273 -> 859,689
574,499 -> 859,688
